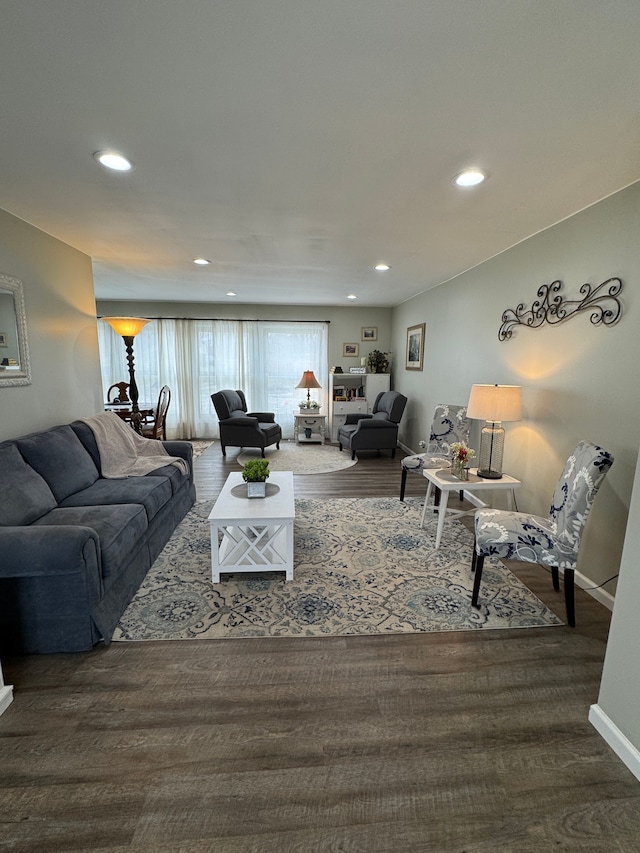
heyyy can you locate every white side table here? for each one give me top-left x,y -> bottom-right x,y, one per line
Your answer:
420,467 -> 521,549
293,412 -> 326,444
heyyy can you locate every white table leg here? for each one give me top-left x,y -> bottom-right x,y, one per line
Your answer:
420,481 -> 434,528
434,490 -> 450,549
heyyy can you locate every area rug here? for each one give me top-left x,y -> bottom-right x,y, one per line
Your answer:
113,497 -> 562,642
236,441 -> 357,475
190,440 -> 214,459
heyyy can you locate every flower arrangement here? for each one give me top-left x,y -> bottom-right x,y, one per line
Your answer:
450,442 -> 475,465
367,349 -> 390,373
299,400 -> 320,410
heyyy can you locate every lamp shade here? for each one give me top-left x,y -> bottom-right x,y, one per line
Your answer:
295,370 -> 322,390
102,316 -> 151,337
467,384 -> 522,423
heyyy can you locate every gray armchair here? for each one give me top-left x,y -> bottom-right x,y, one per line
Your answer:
338,390 -> 407,460
211,389 -> 282,457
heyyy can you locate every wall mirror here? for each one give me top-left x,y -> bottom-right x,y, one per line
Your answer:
0,273 -> 32,387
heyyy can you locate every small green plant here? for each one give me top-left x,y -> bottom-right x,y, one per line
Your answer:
299,399 -> 320,409
241,459 -> 270,482
367,349 -> 390,373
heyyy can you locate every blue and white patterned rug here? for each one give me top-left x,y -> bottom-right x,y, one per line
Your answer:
113,497 -> 563,641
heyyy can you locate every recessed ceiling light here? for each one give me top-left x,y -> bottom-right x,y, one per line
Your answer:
374,262 -> 391,271
226,291 -> 236,297
347,294 -> 358,300
454,169 -> 486,187
94,150 -> 135,172
193,258 -> 211,265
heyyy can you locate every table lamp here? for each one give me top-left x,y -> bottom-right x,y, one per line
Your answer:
295,370 -> 322,406
101,317 -> 151,433
466,384 -> 522,479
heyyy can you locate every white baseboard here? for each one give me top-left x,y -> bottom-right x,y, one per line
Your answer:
589,704 -> 640,783
575,570 -> 615,611
0,684 -> 13,716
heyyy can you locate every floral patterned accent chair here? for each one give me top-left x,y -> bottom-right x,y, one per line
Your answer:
471,440 -> 614,627
399,404 -> 471,501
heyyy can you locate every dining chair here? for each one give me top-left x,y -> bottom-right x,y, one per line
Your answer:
471,440 -> 614,627
400,403 -> 471,500
141,385 -> 171,440
106,381 -> 130,403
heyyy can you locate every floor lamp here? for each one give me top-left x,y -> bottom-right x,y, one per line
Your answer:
295,370 -> 322,406
466,384 -> 522,479
102,317 -> 151,434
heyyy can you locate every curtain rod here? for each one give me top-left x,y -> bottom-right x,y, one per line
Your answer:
98,316 -> 330,323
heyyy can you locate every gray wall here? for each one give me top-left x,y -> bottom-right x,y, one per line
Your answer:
391,181 -> 640,595
0,208 -> 103,442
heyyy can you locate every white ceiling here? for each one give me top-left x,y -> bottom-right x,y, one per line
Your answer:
1,1 -> 639,307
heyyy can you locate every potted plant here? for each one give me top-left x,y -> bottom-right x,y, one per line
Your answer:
299,399 -> 321,411
367,349 -> 390,374
241,459 -> 270,498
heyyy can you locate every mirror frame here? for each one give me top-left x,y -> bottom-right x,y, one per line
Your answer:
0,273 -> 32,387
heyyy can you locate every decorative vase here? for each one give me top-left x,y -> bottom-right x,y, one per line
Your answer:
452,459 -> 469,481
247,481 -> 266,498
304,428 -> 312,439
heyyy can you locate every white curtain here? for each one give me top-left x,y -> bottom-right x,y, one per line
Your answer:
98,319 -> 328,439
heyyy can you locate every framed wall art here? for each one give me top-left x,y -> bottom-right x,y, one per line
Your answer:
405,323 -> 425,371
361,327 -> 377,342
343,342 -> 359,357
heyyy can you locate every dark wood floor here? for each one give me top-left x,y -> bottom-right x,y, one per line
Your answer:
2,442 -> 639,852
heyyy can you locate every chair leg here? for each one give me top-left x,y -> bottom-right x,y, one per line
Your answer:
261,448 -> 265,458
391,448 -> 396,459
221,444 -> 226,456
351,449 -> 356,460
564,568 -> 576,628
471,536 -> 477,573
471,554 -> 485,609
339,443 -> 343,452
551,566 -> 560,592
400,468 -> 407,502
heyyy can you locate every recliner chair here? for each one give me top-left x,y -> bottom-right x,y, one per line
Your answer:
338,390 -> 407,460
211,389 -> 282,457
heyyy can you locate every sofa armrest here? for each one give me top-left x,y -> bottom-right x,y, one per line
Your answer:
344,413 -> 372,425
247,411 -> 275,423
0,525 -> 102,578
353,418 -> 393,430
162,440 -> 194,469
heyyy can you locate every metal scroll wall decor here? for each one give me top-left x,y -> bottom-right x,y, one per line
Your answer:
498,277 -> 623,342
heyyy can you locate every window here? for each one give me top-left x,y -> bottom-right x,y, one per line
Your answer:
98,318 -> 328,439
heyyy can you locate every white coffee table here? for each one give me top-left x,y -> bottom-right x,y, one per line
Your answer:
208,471 -> 295,582
420,467 -> 521,549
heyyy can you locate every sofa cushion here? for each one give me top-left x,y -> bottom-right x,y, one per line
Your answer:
34,503 -> 148,581
59,476 -> 172,522
0,443 -> 58,526
16,425 -> 99,503
146,462 -> 190,495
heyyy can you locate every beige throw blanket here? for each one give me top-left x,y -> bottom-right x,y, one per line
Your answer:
81,412 -> 189,478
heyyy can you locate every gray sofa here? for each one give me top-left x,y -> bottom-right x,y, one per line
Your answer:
0,420 -> 196,654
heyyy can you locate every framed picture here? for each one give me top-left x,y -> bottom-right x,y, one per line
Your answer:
361,327 -> 377,342
405,323 -> 425,371
343,342 -> 359,357
0,332 -> 6,347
